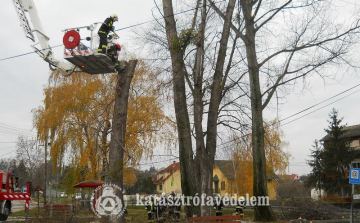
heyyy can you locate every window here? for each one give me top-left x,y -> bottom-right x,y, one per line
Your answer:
159,185 -> 163,191
221,181 -> 225,190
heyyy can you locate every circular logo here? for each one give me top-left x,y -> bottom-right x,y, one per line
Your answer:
90,183 -> 126,218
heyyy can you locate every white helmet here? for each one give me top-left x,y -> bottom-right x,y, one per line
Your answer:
111,14 -> 118,21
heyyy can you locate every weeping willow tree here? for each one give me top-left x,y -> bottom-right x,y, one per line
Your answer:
33,61 -> 174,193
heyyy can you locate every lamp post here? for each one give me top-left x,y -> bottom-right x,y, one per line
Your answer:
39,140 -> 48,207
44,138 -> 47,207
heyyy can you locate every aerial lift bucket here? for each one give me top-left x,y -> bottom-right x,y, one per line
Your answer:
62,29 -> 117,75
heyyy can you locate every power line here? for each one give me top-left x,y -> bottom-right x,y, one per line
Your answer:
279,83 -> 360,122
0,150 -> 17,158
139,157 -> 178,166
0,146 -> 17,151
0,129 -> 36,134
0,129 -> 37,137
218,83 -> 360,149
153,154 -> 179,158
0,0 -> 226,62
280,89 -> 360,127
0,123 -> 33,132
0,44 -> 63,62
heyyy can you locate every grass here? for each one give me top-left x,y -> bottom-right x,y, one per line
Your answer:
10,204 -> 290,223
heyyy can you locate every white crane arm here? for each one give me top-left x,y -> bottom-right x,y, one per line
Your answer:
12,0 -> 75,72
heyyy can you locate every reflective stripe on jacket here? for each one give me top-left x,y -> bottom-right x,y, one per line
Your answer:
98,17 -> 114,35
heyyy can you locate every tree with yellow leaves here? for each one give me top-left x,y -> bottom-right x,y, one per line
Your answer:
33,60 -> 174,193
232,119 -> 290,197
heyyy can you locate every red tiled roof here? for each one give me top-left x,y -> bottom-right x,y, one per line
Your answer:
153,162 -> 180,184
73,180 -> 104,188
159,162 -> 180,174
278,174 -> 299,181
153,176 -> 165,184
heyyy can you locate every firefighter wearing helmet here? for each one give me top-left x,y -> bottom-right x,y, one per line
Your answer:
107,43 -> 122,72
235,196 -> 245,217
97,14 -> 118,54
145,195 -> 156,222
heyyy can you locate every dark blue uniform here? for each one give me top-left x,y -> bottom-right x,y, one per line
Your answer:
97,17 -> 115,53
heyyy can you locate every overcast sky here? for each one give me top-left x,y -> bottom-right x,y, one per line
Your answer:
0,0 -> 360,176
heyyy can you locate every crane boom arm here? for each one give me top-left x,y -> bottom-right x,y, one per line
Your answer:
12,0 -> 74,71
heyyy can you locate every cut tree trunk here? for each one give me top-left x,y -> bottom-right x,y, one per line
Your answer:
108,60 -> 138,223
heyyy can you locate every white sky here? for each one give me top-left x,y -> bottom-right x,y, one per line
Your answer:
0,0 -> 360,176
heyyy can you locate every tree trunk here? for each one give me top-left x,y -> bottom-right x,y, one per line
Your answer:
202,0 -> 236,216
162,0 -> 200,218
108,60 -> 138,223
241,1 -> 276,220
249,73 -> 276,221
163,0 -> 236,217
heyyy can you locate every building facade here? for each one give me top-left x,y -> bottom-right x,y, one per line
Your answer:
153,160 -> 277,199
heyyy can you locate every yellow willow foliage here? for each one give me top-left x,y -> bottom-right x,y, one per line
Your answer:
61,165 -> 83,194
232,119 -> 290,195
264,119 -> 290,176
33,61 -> 174,190
123,168 -> 137,190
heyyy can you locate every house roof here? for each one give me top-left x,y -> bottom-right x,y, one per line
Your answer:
73,180 -> 104,188
153,160 -> 278,184
278,174 -> 299,181
158,162 -> 180,174
321,124 -> 360,142
153,162 -> 180,184
214,160 -> 236,180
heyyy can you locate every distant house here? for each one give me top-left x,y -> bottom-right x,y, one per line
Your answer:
153,160 -> 277,200
153,160 -> 236,196
320,124 -> 360,168
278,174 -> 300,181
153,161 -> 181,194
213,160 -> 236,196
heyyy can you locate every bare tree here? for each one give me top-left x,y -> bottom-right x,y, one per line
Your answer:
209,0 -> 360,221
16,135 -> 44,183
161,0 -> 244,217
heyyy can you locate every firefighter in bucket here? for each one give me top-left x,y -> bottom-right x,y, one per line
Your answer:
106,42 -> 123,72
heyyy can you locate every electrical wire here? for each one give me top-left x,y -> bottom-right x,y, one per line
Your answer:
0,122 -> 33,132
217,84 -> 360,149
0,0 -> 226,142
1,0 -> 359,165
139,157 -> 178,166
279,83 -> 360,123
0,150 -> 17,158
0,146 -> 17,151
0,0 -> 226,62
280,89 -> 360,127
0,127 -> 35,134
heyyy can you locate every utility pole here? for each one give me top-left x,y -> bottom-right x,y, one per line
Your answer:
44,135 -> 48,207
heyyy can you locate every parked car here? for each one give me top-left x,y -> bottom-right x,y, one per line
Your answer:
60,191 -> 67,198
75,193 -> 81,199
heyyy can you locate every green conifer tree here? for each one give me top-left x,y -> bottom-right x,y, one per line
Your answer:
306,140 -> 325,198
322,108 -> 354,196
